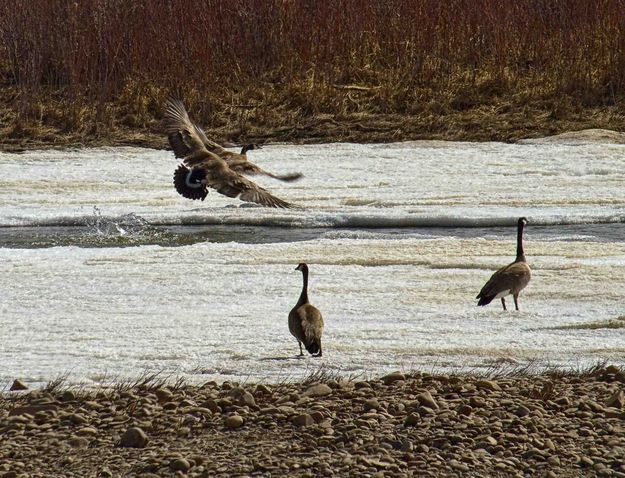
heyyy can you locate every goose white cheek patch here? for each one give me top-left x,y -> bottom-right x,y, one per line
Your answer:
186,171 -> 203,189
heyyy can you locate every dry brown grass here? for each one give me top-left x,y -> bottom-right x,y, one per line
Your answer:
0,0 -> 624,149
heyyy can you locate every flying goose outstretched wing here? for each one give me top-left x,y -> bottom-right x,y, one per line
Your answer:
225,159 -> 303,182
164,98 -> 213,161
165,98 -> 302,182
165,100 -> 293,209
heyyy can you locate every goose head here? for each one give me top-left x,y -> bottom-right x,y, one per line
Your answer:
186,168 -> 207,188
295,263 -> 308,272
241,143 -> 262,154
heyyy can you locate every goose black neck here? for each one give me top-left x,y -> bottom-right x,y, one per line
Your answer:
298,267 -> 309,304
241,144 -> 253,155
516,221 -> 526,262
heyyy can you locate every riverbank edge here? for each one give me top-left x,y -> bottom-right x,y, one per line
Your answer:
2,105 -> 625,153
1,364 -> 625,477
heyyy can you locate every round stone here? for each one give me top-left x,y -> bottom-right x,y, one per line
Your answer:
225,415 -> 244,429
170,458 -> 191,472
119,427 -> 149,448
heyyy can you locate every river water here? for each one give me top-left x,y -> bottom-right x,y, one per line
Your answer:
1,135 -> 624,387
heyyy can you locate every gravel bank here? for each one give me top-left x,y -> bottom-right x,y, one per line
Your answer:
2,366 -> 625,477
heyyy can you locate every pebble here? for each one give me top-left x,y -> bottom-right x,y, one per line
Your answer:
200,399 -> 221,413
9,379 -> 28,391
469,396 -> 487,408
310,411 -> 324,423
61,390 -> 76,402
98,468 -> 113,478
475,380 -> 501,392
381,372 -> 405,385
479,436 -> 498,447
239,392 -> 256,407
170,458 -> 191,472
68,436 -> 90,448
580,456 -> 595,467
555,396 -> 571,407
416,391 -> 439,410
450,460 -> 470,472
255,384 -> 272,395
9,404 -> 57,416
302,384 -> 333,397
76,427 -> 98,436
69,413 -> 88,425
119,427 -> 149,448
290,414 -> 315,427
547,456 -> 561,466
404,413 -> 420,427
606,390 -> 625,409
364,399 -> 380,411
224,415 -> 244,429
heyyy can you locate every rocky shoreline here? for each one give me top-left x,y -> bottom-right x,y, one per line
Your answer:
2,366 -> 625,477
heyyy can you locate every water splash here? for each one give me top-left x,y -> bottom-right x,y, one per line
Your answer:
82,206 -> 166,246
86,206 -> 150,236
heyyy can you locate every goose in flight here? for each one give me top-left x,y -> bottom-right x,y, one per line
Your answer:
476,217 -> 532,311
164,99 -> 293,208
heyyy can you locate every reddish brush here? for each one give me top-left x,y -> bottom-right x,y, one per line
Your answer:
0,0 -> 624,137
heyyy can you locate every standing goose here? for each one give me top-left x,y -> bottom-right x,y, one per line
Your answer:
289,263 -> 324,357
476,217 -> 532,311
164,99 -> 293,208
204,141 -> 303,182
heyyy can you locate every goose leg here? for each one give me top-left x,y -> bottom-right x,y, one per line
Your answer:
513,294 -> 520,311
501,298 -> 507,311
298,341 -> 304,356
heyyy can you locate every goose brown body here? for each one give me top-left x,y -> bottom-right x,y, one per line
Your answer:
205,141 -> 303,182
476,217 -> 532,311
289,263 -> 324,356
164,99 -> 293,208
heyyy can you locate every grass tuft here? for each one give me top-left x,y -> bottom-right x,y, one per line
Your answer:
548,316 -> 625,331
42,372 -> 71,394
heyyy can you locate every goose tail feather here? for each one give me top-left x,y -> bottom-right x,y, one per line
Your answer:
173,164 -> 208,201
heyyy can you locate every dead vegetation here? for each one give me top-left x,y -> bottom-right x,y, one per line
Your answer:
548,316 -> 625,331
0,0 -> 624,150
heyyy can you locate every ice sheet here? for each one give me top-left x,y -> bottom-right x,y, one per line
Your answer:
1,140 -> 624,387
